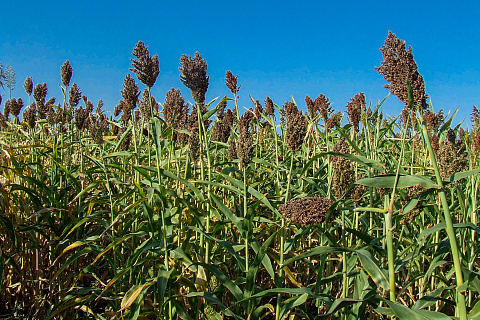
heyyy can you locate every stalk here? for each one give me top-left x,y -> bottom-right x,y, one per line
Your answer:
275,153 -> 294,320
417,109 -> 467,320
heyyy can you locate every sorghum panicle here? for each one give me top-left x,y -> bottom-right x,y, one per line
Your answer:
164,88 -> 189,143
179,52 -> 209,104
375,31 -> 428,110
315,94 -> 331,123
346,92 -> 364,133
69,83 -> 82,108
236,111 -> 254,170
285,103 -> 307,152
130,41 -> 160,88
228,138 -> 237,161
305,95 -> 315,118
24,77 -> 33,96
33,83 -> 48,106
332,137 -> 355,198
24,103 -> 37,129
279,197 -> 335,226
265,97 -> 275,118
225,71 -> 240,95
61,60 -> 73,87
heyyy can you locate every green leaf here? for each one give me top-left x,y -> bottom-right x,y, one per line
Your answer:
245,230 -> 278,299
284,246 -> 351,267
157,266 -> 173,311
356,174 -> 439,189
356,249 -> 389,290
448,169 -> 480,183
278,293 -> 309,320
385,299 -> 451,320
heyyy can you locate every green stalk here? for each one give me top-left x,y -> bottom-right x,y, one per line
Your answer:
275,153 -> 294,320
417,109 -> 467,320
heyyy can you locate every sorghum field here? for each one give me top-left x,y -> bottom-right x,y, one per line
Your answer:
1,31 -> 480,320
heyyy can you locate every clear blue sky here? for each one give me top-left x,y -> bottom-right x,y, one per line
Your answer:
2,1 -> 479,127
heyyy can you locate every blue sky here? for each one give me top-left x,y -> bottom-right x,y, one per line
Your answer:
2,1 -> 479,127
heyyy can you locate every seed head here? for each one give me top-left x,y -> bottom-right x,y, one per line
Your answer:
61,60 -> 73,87
472,106 -> 480,132
332,138 -> 355,198
265,96 -> 275,118
179,52 -> 209,104
4,100 -> 11,119
228,137 -> 237,161
346,92 -> 364,132
24,77 -> 33,96
225,71 -> 240,95
0,111 -> 7,129
130,41 -> 160,88
236,111 -> 254,170
23,103 -> 37,129
74,106 -> 88,131
279,197 -> 335,226
121,74 -> 139,110
188,130 -> 201,163
327,111 -> 342,131
254,100 -> 263,123
305,95 -> 315,118
225,108 -> 235,127
217,96 -> 227,120
212,117 -> 230,143
33,83 -> 48,106
315,94 -> 331,123
285,103 -> 307,152
164,88 -> 189,143
69,83 -> 82,108
375,31 -> 428,110
9,98 -> 24,119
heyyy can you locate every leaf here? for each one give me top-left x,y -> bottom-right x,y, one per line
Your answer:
157,266 -> 173,311
210,192 -> 245,236
245,230 -> 278,299
278,293 -> 309,320
120,282 -> 153,312
384,299 -> 451,320
356,174 -> 439,189
356,249 -> 389,290
447,168 -> 480,183
284,246 -> 351,267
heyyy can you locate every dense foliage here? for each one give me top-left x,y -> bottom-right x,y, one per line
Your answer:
1,34 -> 480,320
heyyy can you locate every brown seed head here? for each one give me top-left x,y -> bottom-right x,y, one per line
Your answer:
225,108 -> 235,127
24,77 -> 33,96
69,83 -> 82,107
74,106 -> 88,131
61,60 -> 73,87
375,31 -> 428,110
217,96 -> 228,120
164,88 -> 189,143
228,138 -> 237,161
189,130 -> 201,163
332,138 -> 355,198
130,41 -> 160,88
315,94 -> 331,122
254,100 -> 263,123
265,96 -> 275,118
236,111 -> 255,170
23,103 -> 37,129
279,197 -> 335,226
179,52 -> 209,104
225,71 -> 240,95
346,92 -> 364,132
121,74 -> 139,112
9,98 -> 24,122
285,104 -> 307,152
33,83 -> 48,106
305,95 -> 315,117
